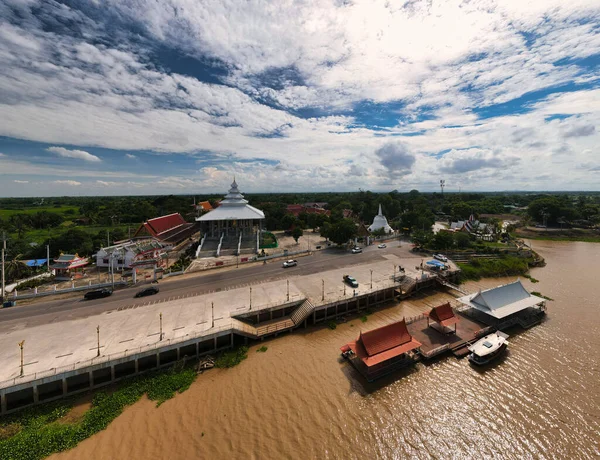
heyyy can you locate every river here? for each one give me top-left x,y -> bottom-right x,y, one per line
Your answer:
52,241 -> 600,459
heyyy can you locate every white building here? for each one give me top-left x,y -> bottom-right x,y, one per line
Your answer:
368,204 -> 393,234
196,178 -> 265,238
95,239 -> 166,270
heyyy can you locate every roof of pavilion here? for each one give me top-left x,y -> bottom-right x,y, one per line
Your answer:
342,319 -> 421,367
197,179 -> 265,222
424,302 -> 459,327
133,213 -> 199,244
457,280 -> 545,319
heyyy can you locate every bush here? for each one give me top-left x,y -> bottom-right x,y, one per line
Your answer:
214,346 -> 249,368
256,346 -> 268,353
327,321 -> 337,330
458,256 -> 530,282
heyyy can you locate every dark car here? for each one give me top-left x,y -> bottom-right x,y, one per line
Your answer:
83,289 -> 112,300
343,275 -> 359,288
135,286 -> 160,298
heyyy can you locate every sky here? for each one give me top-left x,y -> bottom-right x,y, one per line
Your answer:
0,0 -> 599,197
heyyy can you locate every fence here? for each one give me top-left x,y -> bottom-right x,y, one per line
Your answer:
8,281 -> 128,301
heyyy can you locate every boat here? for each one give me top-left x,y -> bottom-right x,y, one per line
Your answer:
468,331 -> 509,365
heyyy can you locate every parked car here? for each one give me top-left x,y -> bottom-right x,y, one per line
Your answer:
343,275 -> 359,288
83,289 -> 112,300
282,259 -> 298,268
135,286 -> 160,298
351,247 -> 362,254
433,254 -> 448,262
378,243 -> 387,249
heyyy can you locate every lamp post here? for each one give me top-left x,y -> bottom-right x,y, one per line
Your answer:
321,279 -> 324,301
394,264 -> 397,282
249,287 -> 252,310
1,232 -> 6,302
96,325 -> 100,357
370,269 -> 373,290
159,313 -> 163,341
18,340 -> 25,377
287,280 -> 290,302
211,302 -> 214,328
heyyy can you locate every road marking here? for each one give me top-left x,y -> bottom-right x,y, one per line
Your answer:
55,353 -> 73,358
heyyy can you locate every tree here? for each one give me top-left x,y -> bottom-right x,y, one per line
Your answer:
432,231 -> 455,250
455,232 -> 472,249
5,254 -> 31,284
328,219 -> 357,246
292,227 -> 303,244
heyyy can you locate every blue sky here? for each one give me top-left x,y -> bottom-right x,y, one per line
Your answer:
0,0 -> 599,196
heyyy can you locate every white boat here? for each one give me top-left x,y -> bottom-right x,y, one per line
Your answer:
468,331 -> 509,365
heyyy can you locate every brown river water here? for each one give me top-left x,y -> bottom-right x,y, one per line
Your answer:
53,241 -> 600,459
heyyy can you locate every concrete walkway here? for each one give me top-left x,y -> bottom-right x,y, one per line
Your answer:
0,254 -> 440,386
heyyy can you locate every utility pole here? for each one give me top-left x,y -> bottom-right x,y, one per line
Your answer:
440,179 -> 445,197
46,244 -> 50,272
322,279 -> 324,301
18,340 -> 25,377
96,325 -> 100,357
159,313 -> 163,341
1,232 -> 6,302
107,230 -> 110,247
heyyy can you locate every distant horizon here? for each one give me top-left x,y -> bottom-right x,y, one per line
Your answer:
1,189 -> 600,200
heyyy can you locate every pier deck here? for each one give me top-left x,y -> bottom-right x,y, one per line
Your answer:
406,312 -> 490,358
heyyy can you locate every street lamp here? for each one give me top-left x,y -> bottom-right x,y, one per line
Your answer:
322,279 -> 325,301
211,302 -> 214,328
96,325 -> 100,357
159,313 -> 163,341
18,340 -> 25,377
249,287 -> 252,310
370,269 -> 373,290
287,280 -> 290,302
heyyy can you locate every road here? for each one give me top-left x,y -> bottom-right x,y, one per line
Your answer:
0,243 -> 419,330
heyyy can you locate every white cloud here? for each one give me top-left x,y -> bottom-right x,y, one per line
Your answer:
125,154 -> 136,159
53,180 -> 82,186
13,180 -> 29,184
47,146 -> 101,162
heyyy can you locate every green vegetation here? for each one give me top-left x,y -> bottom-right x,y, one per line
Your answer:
523,274 -> 539,283
0,364 -> 197,460
458,256 -> 531,281
531,291 -> 554,301
214,346 -> 249,368
259,232 -> 277,249
256,346 -> 268,353
360,315 -> 368,323
327,321 -> 337,330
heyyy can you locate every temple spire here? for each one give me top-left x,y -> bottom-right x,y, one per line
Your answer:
378,204 -> 383,216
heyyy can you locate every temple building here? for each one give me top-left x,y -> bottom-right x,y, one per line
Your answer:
50,254 -> 89,281
134,213 -> 200,247
340,319 -> 421,381
196,179 -> 265,239
368,204 -> 393,234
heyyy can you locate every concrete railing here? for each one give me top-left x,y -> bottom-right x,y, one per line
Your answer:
216,233 -> 224,257
195,234 -> 206,259
7,281 -> 128,301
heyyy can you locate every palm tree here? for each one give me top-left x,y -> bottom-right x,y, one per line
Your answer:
5,254 -> 31,284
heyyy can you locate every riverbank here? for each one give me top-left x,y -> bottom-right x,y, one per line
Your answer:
457,255 -> 532,281
515,227 -> 600,242
0,365 -> 197,460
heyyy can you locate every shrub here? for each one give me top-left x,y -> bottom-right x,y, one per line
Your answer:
214,346 -> 249,368
327,321 -> 337,330
256,346 -> 268,353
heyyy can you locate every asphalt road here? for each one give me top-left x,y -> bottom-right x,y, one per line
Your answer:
0,243 -> 419,330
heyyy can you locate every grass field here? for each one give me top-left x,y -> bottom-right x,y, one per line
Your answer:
0,206 -> 79,219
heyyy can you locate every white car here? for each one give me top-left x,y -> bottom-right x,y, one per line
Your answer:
378,243 -> 387,249
351,247 -> 362,254
433,254 -> 448,262
282,259 -> 297,268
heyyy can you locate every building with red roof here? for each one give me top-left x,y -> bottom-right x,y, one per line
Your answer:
286,204 -> 331,217
425,302 -> 459,334
340,318 -> 421,381
133,213 -> 200,246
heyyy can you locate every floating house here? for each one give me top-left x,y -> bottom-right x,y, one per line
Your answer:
368,204 -> 393,234
457,280 -> 546,328
425,302 -> 459,334
340,319 -> 421,381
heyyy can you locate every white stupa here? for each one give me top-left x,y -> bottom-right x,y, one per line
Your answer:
368,204 -> 393,233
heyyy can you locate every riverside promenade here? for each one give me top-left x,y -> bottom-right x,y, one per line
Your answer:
0,254 -> 458,413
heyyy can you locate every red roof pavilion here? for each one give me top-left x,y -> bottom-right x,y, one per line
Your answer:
133,213 -> 200,245
342,319 -> 421,368
424,302 -> 459,333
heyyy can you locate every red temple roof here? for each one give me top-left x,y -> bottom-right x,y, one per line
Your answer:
145,213 -> 186,236
343,319 -> 421,368
424,302 -> 459,327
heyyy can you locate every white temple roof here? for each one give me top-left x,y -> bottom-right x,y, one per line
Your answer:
368,204 -> 393,233
457,280 -> 545,319
196,179 -> 265,221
